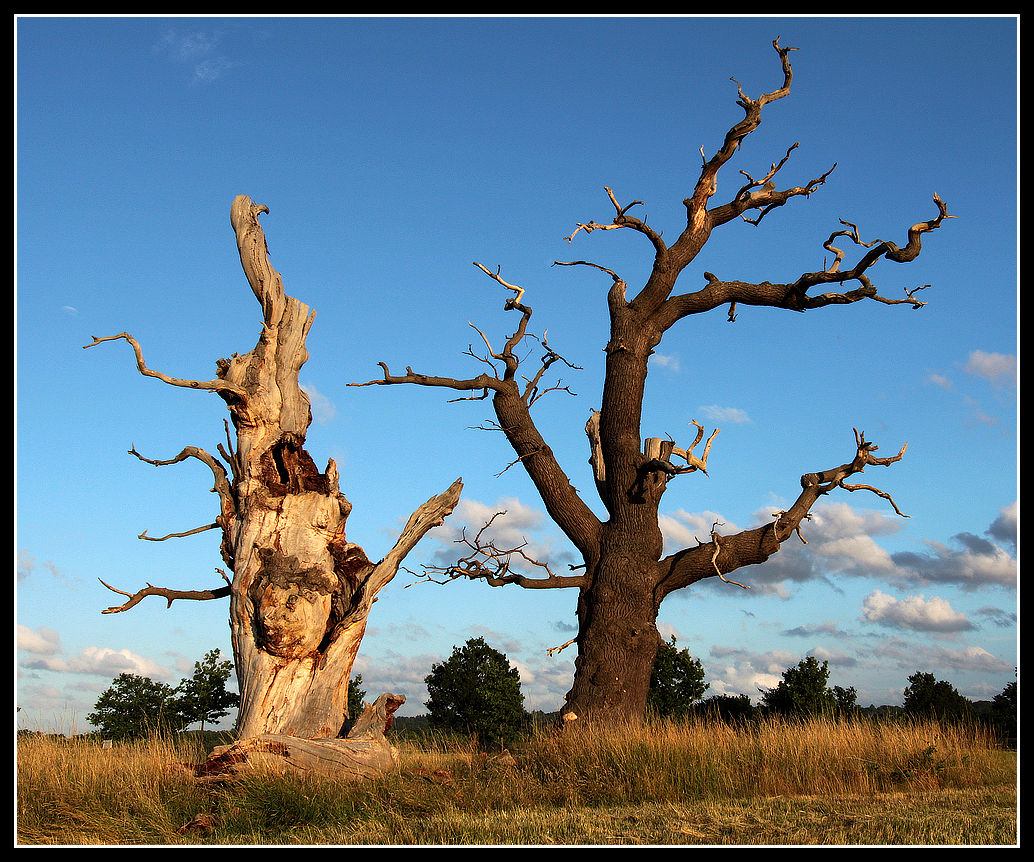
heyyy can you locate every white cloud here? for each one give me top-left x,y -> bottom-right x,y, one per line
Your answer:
706,645 -> 801,701
659,509 -> 739,556
19,644 -> 176,681
861,590 -> 973,633
17,624 -> 62,656
963,350 -> 1016,389
650,352 -> 680,372
152,29 -> 240,84
698,405 -> 750,424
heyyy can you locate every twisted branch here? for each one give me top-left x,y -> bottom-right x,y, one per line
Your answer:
413,512 -> 585,590
83,333 -> 247,400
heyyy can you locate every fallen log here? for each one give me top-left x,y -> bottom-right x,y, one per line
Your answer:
196,692 -> 405,781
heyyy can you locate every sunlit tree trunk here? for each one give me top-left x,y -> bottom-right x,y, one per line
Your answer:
88,196 -> 461,776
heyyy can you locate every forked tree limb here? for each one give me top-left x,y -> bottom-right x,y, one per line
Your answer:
649,190 -> 951,330
655,428 -> 909,597
128,444 -> 234,508
684,38 -> 797,234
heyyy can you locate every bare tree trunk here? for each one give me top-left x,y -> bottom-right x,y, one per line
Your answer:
87,196 -> 462,777
352,41 -> 949,729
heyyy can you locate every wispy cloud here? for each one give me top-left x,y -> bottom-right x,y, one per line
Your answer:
698,405 -> 750,425
650,352 -> 680,372
300,383 -> 337,425
151,29 -> 240,84
963,350 -> 1016,389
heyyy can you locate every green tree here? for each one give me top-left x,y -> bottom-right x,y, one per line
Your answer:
424,637 -> 527,745
347,673 -> 367,724
87,673 -> 183,740
759,656 -> 838,717
832,684 -> 858,715
647,636 -> 708,719
902,672 -> 973,721
990,677 -> 1017,743
173,649 -> 239,733
694,693 -> 757,723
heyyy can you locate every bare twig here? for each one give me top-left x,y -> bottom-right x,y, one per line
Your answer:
473,261 -> 526,307
413,512 -> 585,590
709,522 -> 750,590
138,524 -> 219,542
547,638 -> 577,657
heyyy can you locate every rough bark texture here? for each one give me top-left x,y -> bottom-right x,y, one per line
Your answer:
87,196 -> 462,777
196,693 -> 406,781
353,41 -> 950,727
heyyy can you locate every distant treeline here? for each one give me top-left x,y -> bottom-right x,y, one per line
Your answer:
390,695 -> 1016,749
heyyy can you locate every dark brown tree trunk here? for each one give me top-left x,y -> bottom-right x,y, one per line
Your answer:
352,41 -> 950,729
564,543 -> 663,724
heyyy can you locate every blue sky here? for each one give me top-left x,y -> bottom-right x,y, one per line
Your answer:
17,16 -> 1017,732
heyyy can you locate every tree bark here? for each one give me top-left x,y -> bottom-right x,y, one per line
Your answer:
87,196 -> 462,776
196,693 -> 406,781
352,41 -> 949,728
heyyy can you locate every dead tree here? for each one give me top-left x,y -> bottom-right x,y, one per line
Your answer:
85,196 -> 462,778
352,41 -> 952,727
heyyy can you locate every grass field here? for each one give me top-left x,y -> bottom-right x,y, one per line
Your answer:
16,715 -> 1017,845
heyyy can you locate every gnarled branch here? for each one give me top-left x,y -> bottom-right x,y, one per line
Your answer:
413,511 -> 585,590
684,38 -> 796,235
138,524 -> 219,542
83,333 -> 247,400
653,192 -> 951,329
99,572 -> 232,613
656,428 -> 910,598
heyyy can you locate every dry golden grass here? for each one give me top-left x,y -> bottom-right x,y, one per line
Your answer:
17,715 -> 1017,845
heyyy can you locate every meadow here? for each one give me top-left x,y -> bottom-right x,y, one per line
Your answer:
17,715 -> 1017,845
